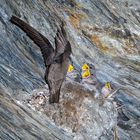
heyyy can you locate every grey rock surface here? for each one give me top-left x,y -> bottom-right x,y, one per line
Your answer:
0,0 -> 140,139
24,81 -> 117,140
0,84 -> 72,140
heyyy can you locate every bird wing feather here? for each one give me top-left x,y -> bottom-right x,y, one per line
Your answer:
54,24 -> 68,56
54,24 -> 71,63
10,16 -> 54,65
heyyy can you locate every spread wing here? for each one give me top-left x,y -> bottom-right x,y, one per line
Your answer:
54,23 -> 71,63
10,16 -> 54,65
54,23 -> 68,56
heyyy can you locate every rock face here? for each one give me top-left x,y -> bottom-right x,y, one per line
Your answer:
25,81 -> 117,140
0,85 -> 72,140
0,0 -> 140,140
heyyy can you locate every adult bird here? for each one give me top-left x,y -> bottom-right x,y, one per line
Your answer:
10,16 -> 72,103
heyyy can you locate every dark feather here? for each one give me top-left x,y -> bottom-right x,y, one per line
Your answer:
47,41 -> 71,103
10,15 -> 72,103
55,24 -> 68,56
10,16 -> 54,65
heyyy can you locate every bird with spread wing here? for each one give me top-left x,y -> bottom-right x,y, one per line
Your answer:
10,16 -> 72,103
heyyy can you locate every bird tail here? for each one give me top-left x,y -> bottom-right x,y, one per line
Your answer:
49,90 -> 60,103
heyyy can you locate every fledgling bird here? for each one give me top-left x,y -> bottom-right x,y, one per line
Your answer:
81,63 -> 97,85
66,64 -> 80,82
10,16 -> 72,103
81,63 -> 101,98
101,82 -> 112,98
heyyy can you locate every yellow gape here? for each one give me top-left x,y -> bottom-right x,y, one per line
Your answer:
82,63 -> 89,71
82,70 -> 90,78
105,82 -> 111,90
67,64 -> 74,72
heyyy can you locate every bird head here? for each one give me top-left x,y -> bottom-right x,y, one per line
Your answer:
82,63 -> 90,71
82,70 -> 90,78
105,82 -> 111,89
67,64 -> 74,72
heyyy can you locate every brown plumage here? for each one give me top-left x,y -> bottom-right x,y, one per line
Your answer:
10,16 -> 72,103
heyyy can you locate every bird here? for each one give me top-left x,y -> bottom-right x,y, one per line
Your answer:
81,63 -> 101,98
81,63 -> 97,84
10,15 -> 72,103
82,63 -> 90,71
66,64 -> 80,82
67,64 -> 74,73
101,82 -> 112,98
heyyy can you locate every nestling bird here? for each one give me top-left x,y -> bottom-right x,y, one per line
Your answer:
10,16 -> 72,103
66,64 -> 80,82
81,63 -> 101,98
101,82 -> 112,98
81,63 -> 97,85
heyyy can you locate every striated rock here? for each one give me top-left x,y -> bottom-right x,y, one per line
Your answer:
0,84 -> 72,140
0,0 -> 140,139
20,81 -> 117,140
